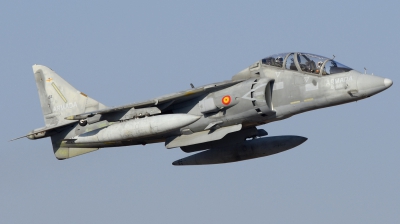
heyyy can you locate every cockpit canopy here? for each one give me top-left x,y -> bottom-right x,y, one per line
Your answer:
261,52 -> 352,75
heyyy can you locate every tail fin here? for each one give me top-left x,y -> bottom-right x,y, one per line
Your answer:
33,65 -> 107,127
33,65 -> 107,160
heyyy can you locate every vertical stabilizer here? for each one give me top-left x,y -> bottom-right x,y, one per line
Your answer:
33,65 -> 107,127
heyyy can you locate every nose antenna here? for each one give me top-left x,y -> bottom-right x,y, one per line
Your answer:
332,55 -> 335,60
364,67 -> 367,74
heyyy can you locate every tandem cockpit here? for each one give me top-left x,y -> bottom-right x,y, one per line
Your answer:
261,52 -> 352,76
233,52 -> 354,80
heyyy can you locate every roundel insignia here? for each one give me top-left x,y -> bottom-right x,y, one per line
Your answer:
222,95 -> 231,105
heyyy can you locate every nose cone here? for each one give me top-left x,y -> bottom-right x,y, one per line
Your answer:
357,75 -> 393,97
384,78 -> 393,88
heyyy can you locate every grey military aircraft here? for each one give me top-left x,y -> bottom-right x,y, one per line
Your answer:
13,52 -> 393,165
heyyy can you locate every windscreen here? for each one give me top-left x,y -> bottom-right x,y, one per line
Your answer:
322,60 -> 353,75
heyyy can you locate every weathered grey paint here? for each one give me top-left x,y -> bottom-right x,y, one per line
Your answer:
72,114 -> 200,144
18,52 -> 393,163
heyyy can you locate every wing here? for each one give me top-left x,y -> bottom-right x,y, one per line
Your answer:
65,79 -> 244,120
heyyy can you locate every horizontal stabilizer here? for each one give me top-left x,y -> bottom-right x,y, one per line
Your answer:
10,120 -> 77,141
54,147 -> 99,160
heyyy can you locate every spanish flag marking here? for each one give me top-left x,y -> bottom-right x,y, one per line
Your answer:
222,95 -> 231,105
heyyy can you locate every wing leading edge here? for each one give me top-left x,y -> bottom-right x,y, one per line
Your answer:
65,79 -> 244,120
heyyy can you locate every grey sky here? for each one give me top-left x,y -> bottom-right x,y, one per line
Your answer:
1,1 -> 399,223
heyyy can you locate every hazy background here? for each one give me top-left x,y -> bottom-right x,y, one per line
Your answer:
1,1 -> 399,223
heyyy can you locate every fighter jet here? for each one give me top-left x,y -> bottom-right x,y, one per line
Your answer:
12,52 -> 393,165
